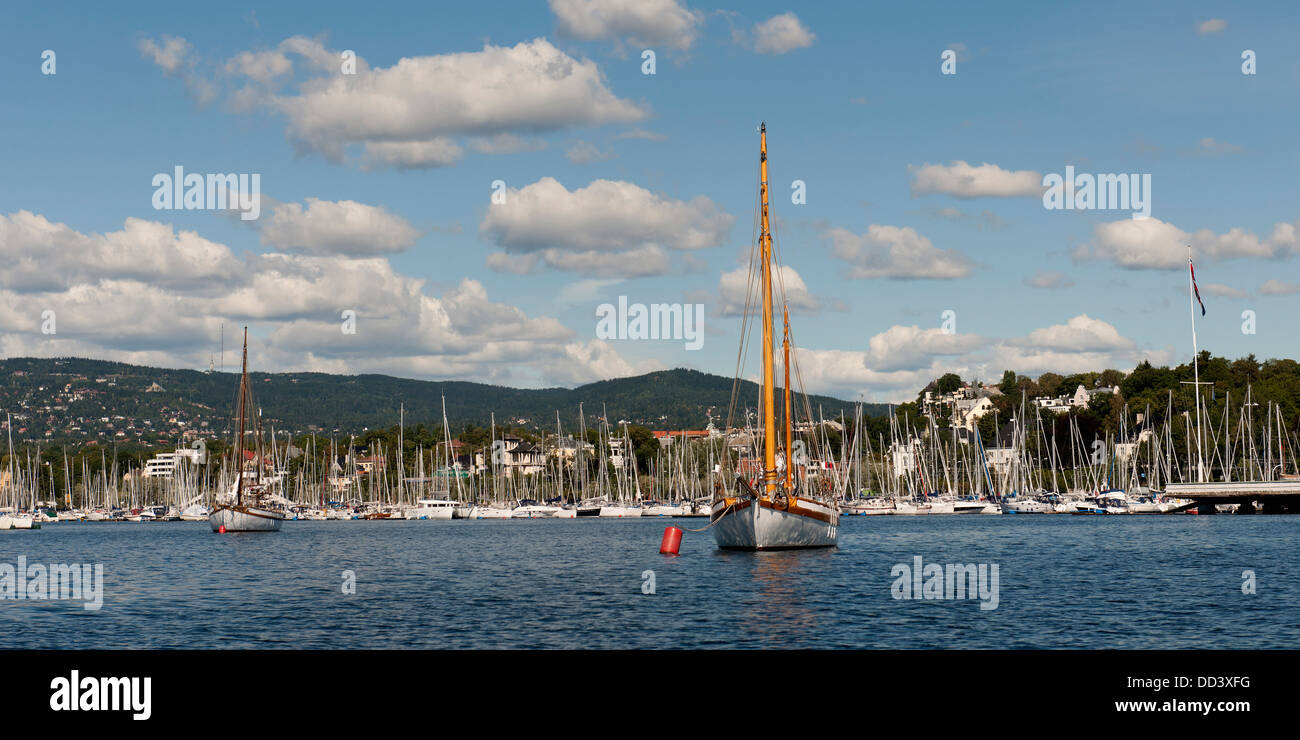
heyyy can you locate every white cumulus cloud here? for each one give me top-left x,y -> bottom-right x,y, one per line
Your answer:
550,0 -> 703,50
825,224 -> 974,279
910,161 -> 1044,198
751,13 -> 815,54
480,177 -> 732,277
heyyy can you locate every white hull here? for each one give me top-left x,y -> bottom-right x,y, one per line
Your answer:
641,504 -> 685,516
407,507 -> 455,520
468,506 -> 513,519
0,515 -> 13,530
598,505 -> 643,517
845,501 -> 894,516
711,497 -> 838,550
416,508 -> 455,520
210,506 -> 284,532
952,501 -> 988,514
551,507 -> 577,518
511,505 -> 560,518
1001,499 -> 1051,514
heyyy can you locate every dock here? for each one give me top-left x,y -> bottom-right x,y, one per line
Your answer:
1164,481 -> 1300,514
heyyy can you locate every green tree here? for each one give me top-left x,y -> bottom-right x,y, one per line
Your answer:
999,370 -> 1017,394
936,373 -> 962,395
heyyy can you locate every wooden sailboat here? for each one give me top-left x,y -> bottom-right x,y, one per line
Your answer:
710,123 -> 839,550
209,328 -> 285,532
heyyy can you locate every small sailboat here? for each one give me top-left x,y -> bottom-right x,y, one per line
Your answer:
711,123 -> 839,550
209,328 -> 285,533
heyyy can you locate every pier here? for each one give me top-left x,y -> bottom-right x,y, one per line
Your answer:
1164,481 -> 1300,514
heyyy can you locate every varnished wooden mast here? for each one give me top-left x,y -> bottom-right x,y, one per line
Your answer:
784,305 -> 793,492
759,123 -> 777,496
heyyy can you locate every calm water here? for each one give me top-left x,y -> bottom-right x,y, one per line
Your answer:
2,515 -> 1296,649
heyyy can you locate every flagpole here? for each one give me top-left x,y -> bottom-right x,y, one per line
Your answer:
1188,244 -> 1205,482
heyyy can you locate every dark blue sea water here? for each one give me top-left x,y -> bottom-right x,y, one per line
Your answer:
1,515 -> 1296,649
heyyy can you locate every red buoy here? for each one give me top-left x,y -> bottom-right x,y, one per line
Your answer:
659,526 -> 682,555
218,525 -> 226,534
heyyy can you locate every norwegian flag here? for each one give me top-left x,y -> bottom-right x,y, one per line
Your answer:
1190,258 -> 1206,316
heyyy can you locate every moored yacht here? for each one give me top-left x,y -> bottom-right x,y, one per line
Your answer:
598,503 -> 642,517
208,328 -> 286,533
468,504 -> 513,519
641,500 -> 686,516
953,498 -> 990,514
710,124 -> 839,551
408,498 -> 457,520
511,500 -> 560,518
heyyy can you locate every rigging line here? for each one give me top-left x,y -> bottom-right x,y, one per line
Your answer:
768,214 -> 824,464
725,164 -> 764,446
680,502 -> 735,532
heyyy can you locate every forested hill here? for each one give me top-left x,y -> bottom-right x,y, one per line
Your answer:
0,357 -> 879,441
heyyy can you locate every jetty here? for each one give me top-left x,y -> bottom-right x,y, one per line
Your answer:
1164,480 -> 1300,514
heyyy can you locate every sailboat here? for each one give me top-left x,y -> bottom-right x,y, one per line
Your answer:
209,328 -> 285,533
710,123 -> 840,550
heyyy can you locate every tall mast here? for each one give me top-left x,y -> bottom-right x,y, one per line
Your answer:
783,305 -> 793,492
1187,245 -> 1205,482
759,122 -> 777,496
235,327 -> 248,505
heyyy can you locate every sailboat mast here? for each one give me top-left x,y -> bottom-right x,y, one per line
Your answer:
235,328 -> 249,506
759,122 -> 777,496
783,305 -> 793,492
1187,245 -> 1205,482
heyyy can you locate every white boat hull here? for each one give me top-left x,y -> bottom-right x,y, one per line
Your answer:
0,515 -> 13,530
711,497 -> 838,550
408,507 -> 455,520
642,505 -> 685,516
598,505 -> 642,517
468,506 -> 513,519
1001,499 -> 1051,514
210,505 -> 284,532
511,505 -> 559,518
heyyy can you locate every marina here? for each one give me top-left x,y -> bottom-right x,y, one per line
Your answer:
5,3 -> 1300,728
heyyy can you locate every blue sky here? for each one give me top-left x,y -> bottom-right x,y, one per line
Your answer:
1,1 -> 1297,402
